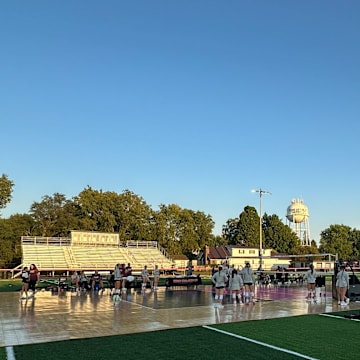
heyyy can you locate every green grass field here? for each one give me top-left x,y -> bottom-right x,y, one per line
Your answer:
0,280 -> 22,292
1,277 -> 357,359
3,313 -> 358,360
0,348 -> 6,360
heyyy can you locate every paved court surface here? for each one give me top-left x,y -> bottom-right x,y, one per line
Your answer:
1,284 -> 360,347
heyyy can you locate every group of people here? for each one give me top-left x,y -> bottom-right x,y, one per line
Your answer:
212,262 -> 352,308
111,264 -> 160,304
303,263 -> 350,306
70,270 -> 105,292
70,264 -> 135,295
211,262 -> 256,308
20,261 -> 352,307
111,263 -> 134,301
140,264 -> 161,291
68,262 -> 162,300
20,264 -> 40,300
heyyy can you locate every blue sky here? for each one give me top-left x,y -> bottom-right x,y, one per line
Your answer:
1,1 -> 359,243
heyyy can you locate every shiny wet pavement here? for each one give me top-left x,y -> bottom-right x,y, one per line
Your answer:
1,284 -> 359,347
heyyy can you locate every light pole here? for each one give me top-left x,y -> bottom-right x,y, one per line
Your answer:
251,188 -> 271,271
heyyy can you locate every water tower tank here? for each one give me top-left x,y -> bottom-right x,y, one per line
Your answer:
286,199 -> 309,223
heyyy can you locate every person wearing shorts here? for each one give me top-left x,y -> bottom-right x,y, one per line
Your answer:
20,267 -> 30,300
336,264 -> 350,306
113,263 -> 122,301
91,270 -> 103,291
241,263 -> 255,304
152,264 -> 160,291
229,268 -> 244,305
211,266 -> 228,308
71,271 -> 80,292
141,265 -> 150,291
303,264 -> 317,302
117,264 -> 126,293
79,271 -> 89,291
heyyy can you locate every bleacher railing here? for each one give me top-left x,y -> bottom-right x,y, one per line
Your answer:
21,236 -> 71,246
20,236 -> 175,272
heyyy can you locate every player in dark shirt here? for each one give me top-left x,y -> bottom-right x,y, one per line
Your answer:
91,270 -> 103,291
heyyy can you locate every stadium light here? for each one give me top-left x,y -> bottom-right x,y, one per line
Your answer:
251,188 -> 271,270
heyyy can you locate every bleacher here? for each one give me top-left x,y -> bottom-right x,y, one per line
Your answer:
22,244 -> 70,270
20,233 -> 174,274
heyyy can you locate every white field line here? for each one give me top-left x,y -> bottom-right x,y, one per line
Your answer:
202,325 -> 319,360
6,346 -> 16,360
319,313 -> 360,322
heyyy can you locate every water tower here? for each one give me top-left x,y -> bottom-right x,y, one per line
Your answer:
286,199 -> 311,246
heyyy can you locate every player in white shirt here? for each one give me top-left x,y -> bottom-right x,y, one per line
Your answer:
240,263 -> 255,304
71,271 -> 80,292
112,263 -> 122,303
336,264 -> 350,306
20,267 -> 30,300
141,265 -> 150,291
303,264 -> 317,302
229,269 -> 244,305
152,265 -> 160,291
211,266 -> 228,308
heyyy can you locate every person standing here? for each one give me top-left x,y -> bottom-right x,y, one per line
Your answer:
241,263 -> 255,304
20,267 -> 30,300
120,263 -> 127,293
122,263 -> 133,292
229,268 -> 244,305
70,271 -> 80,292
152,264 -> 160,291
336,264 -> 350,306
303,264 -> 317,302
113,264 -> 122,302
28,264 -> 40,296
141,265 -> 150,292
211,266 -> 228,308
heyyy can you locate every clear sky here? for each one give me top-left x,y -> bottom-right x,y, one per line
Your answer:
1,1 -> 359,243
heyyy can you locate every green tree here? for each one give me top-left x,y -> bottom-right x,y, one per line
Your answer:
30,193 -> 77,237
213,234 -> 227,246
154,204 -> 183,255
349,228 -> 360,259
290,244 -> 321,264
0,214 -> 35,266
0,174 -> 14,213
178,209 -> 214,258
153,204 -> 214,256
319,224 -> 353,260
222,217 -> 240,245
116,189 -> 154,242
73,187 -> 118,233
222,206 -> 259,247
262,214 -> 300,253
74,187 -> 154,241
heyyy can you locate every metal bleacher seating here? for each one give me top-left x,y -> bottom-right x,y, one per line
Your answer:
20,236 -> 174,274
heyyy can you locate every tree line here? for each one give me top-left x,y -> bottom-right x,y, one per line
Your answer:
0,174 -> 359,267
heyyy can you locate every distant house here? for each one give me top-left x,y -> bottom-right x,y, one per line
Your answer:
205,245 -> 231,266
171,255 -> 189,269
199,245 -> 290,270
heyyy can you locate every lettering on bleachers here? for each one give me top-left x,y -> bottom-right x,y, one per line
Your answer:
70,231 -> 119,245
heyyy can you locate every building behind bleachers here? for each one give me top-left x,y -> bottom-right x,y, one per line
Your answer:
20,230 -> 175,274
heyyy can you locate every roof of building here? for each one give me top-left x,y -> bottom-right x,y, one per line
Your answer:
230,245 -> 269,250
207,245 -> 231,259
172,255 -> 189,260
